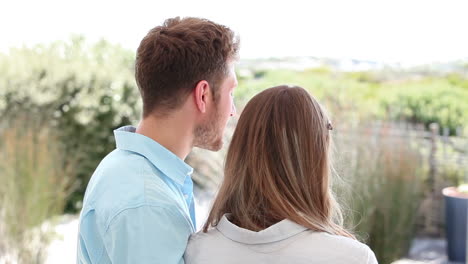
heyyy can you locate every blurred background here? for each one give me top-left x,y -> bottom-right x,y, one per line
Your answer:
1,0 -> 467,263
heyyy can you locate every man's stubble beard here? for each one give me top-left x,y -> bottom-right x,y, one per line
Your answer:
193,106 -> 224,151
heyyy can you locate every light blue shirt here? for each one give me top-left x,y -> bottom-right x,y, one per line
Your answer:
77,126 -> 196,264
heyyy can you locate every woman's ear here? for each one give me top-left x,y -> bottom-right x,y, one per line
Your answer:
193,80 -> 210,113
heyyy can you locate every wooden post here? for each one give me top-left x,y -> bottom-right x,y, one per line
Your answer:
428,123 -> 439,194
425,123 -> 439,234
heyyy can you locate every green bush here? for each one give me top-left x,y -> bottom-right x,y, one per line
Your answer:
380,79 -> 468,135
236,69 -> 468,134
0,37 -> 141,211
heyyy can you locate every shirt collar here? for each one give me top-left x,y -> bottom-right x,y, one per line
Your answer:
216,214 -> 308,244
114,125 -> 193,186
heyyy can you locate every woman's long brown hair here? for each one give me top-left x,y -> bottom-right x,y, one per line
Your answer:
203,85 -> 354,239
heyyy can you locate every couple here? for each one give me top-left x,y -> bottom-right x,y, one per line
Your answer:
77,17 -> 377,264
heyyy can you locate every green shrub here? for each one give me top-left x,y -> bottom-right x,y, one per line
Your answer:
0,37 -> 141,212
380,79 -> 468,135
235,68 -> 468,135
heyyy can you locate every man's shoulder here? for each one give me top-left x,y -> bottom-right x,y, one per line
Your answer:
80,149 -> 180,229
95,148 -> 149,176
83,149 -> 147,202
86,148 -> 173,196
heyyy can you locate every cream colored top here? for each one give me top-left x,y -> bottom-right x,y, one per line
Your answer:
185,214 -> 378,264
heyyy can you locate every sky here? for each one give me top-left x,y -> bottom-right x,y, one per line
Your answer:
1,0 -> 468,64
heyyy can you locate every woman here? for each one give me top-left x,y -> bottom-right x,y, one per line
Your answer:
185,85 -> 378,264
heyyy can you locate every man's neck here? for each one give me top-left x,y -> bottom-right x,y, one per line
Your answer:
135,114 -> 194,160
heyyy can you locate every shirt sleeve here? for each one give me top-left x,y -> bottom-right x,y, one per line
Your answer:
103,205 -> 192,264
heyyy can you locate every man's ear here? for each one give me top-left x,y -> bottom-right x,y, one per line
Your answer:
193,80 -> 210,113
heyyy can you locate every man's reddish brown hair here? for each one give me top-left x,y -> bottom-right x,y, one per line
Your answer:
135,17 -> 239,117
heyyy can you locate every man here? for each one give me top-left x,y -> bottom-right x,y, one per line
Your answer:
77,17 -> 239,264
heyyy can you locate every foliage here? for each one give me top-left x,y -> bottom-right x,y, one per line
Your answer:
380,78 -> 468,134
333,124 -> 425,264
0,37 -> 141,211
0,116 -> 75,263
236,68 -> 468,135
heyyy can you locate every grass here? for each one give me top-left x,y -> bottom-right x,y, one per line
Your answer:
0,116 -> 76,263
333,122 -> 425,263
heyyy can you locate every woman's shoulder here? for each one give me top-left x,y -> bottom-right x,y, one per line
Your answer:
309,231 -> 368,248
299,231 -> 377,263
